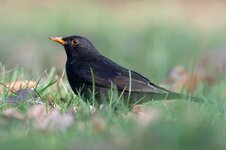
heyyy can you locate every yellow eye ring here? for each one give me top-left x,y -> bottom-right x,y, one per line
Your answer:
72,39 -> 79,45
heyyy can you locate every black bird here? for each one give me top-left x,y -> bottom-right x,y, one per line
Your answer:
49,35 -> 200,104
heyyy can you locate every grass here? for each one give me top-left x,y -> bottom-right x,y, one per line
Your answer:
0,65 -> 226,150
1,0 -> 226,149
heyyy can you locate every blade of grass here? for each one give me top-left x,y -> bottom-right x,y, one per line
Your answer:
127,70 -> 132,103
90,67 -> 96,106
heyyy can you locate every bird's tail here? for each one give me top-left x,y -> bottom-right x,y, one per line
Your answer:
131,91 -> 204,104
136,91 -> 205,103
143,84 -> 204,102
165,91 -> 204,102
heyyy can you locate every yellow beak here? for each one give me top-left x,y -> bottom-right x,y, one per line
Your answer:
49,36 -> 66,45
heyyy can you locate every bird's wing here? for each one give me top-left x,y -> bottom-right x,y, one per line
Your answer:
112,70 -> 168,94
69,57 -> 168,94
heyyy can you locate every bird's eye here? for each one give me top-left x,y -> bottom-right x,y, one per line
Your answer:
71,39 -> 79,45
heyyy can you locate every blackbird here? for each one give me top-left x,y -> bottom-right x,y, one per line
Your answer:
49,35 -> 200,104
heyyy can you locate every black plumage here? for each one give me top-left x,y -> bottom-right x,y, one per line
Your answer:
50,35 -> 200,104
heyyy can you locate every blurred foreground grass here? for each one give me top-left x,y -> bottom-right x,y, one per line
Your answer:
1,0 -> 226,150
0,68 -> 226,150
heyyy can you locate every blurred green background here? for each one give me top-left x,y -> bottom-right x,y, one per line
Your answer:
1,0 -> 226,82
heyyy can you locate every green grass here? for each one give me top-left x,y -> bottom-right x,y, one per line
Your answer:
0,66 -> 226,150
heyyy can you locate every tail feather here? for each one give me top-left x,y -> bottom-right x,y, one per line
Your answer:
166,92 -> 204,102
144,84 -> 204,102
132,91 -> 204,104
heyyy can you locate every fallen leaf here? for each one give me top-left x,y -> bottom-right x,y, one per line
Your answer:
2,108 -> 25,121
0,80 -> 37,94
132,105 -> 159,127
185,74 -> 199,93
163,65 -> 188,92
202,75 -> 216,86
92,114 -> 106,133
44,109 -> 74,131
164,65 -> 200,93
132,105 -> 142,114
164,65 -> 187,84
28,104 -> 48,118
28,105 -> 74,131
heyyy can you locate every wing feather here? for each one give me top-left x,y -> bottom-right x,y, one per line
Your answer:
69,56 -> 167,94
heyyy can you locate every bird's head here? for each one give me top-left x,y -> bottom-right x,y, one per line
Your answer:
49,35 -> 99,58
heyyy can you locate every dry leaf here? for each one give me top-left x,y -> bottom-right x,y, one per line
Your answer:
132,104 -> 142,114
137,108 -> 158,127
2,108 -> 25,121
174,74 -> 200,93
28,105 -> 48,118
164,65 -> 187,84
28,105 -> 74,131
185,74 -> 199,93
92,114 -> 106,133
45,109 -> 74,131
163,65 -> 188,92
132,105 -> 159,127
0,80 -> 37,94
164,65 -> 201,93
202,75 -> 216,86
